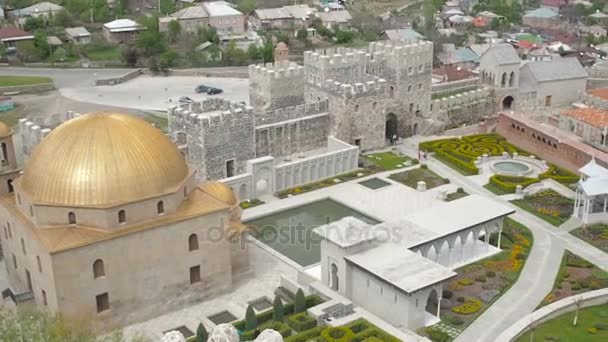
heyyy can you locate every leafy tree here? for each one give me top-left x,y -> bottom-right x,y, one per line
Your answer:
275,32 -> 290,45
335,28 -> 354,44
237,0 -> 257,14
168,20 -> 181,43
160,0 -> 175,15
261,41 -> 274,62
33,31 -> 50,59
198,26 -> 219,44
296,28 -> 308,41
121,45 -> 139,67
294,288 -> 306,313
0,44 -> 5,58
196,322 -> 208,342
223,40 -> 247,65
160,49 -> 179,70
272,295 -> 284,321
53,10 -> 74,28
245,304 -> 257,331
247,44 -> 261,61
52,47 -> 67,61
136,29 -> 168,57
24,16 -> 46,31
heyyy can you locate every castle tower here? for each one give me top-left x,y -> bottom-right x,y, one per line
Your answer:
248,61 -> 305,112
274,42 -> 289,63
479,44 -> 521,111
0,121 -> 21,195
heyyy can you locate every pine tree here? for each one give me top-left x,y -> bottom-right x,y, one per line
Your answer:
245,304 -> 257,330
294,288 -> 306,313
273,295 -> 284,321
196,322 -> 208,342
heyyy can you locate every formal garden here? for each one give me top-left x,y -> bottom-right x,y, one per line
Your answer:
363,151 -> 417,171
539,251 -> 608,308
445,188 -> 469,202
424,218 -> 533,341
418,134 -> 578,190
515,304 -> 608,342
240,199 -> 265,209
571,224 -> 608,253
389,165 -> 450,190
184,288 -> 401,341
510,189 -> 574,227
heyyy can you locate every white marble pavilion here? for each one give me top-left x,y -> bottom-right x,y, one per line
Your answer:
573,158 -> 608,224
314,195 -> 514,330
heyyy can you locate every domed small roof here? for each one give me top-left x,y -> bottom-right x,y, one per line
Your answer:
200,181 -> 238,206
21,112 -> 190,207
276,42 -> 288,50
0,121 -> 12,138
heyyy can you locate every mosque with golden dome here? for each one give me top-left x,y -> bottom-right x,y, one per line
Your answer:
0,113 -> 248,328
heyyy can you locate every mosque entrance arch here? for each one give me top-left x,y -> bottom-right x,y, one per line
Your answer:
330,263 -> 339,291
425,289 -> 439,317
502,96 -> 514,110
385,113 -> 398,142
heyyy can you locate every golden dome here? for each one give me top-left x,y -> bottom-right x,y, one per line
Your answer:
21,112 -> 190,207
200,181 -> 238,206
0,121 -> 12,138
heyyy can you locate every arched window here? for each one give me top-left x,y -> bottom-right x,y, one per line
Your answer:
21,238 -> 26,255
509,71 -> 515,87
118,210 -> 126,224
189,234 -> 198,251
68,212 -> 76,225
501,72 -> 507,87
372,102 -> 377,109
7,179 -> 13,193
157,201 -> 165,214
354,104 -> 359,112
93,259 -> 105,279
389,86 -> 394,98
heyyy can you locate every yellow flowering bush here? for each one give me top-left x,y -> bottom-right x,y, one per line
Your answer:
587,327 -> 598,334
457,278 -> 474,286
451,298 -> 482,315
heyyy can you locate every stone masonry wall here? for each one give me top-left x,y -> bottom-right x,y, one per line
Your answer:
255,113 -> 329,158
430,88 -> 495,129
249,61 -> 305,112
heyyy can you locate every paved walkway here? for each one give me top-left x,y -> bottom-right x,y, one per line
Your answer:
395,140 -> 608,342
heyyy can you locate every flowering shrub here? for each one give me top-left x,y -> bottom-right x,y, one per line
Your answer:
451,298 -> 482,315
457,278 -> 474,286
587,327 -> 598,334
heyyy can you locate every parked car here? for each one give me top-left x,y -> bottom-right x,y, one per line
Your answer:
207,87 -> 223,95
179,96 -> 194,103
195,85 -> 209,93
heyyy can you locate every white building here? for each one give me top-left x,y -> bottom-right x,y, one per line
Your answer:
315,195 -> 514,330
573,159 -> 608,224
65,27 -> 91,45
15,2 -> 64,19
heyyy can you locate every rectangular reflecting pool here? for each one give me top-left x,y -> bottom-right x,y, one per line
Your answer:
246,199 -> 380,267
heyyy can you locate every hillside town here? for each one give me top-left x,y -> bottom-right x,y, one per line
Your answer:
1,1 -> 608,342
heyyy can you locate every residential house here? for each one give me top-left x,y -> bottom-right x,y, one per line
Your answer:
195,41 -> 222,62
527,45 -> 557,61
317,9 -> 352,30
589,11 -> 608,26
432,65 -> 476,82
519,58 -> 588,107
523,8 -> 560,30
102,19 -> 145,44
579,24 -> 607,39
15,2 -> 63,19
46,35 -> 62,47
438,43 -> 479,68
159,1 -> 245,35
380,28 -> 423,44
249,5 -> 316,30
541,0 -> 566,12
557,107 -> 608,150
0,25 -> 33,48
65,27 -> 91,45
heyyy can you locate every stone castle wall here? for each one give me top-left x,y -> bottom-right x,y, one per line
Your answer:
168,99 -> 256,181
249,61 -> 305,112
18,111 -> 81,160
431,88 -> 495,130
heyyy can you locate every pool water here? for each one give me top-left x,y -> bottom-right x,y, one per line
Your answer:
359,177 -> 391,190
246,199 -> 379,267
493,161 -> 530,174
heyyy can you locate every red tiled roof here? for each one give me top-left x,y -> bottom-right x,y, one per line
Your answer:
589,88 -> 608,101
472,17 -> 489,27
433,65 -> 475,82
561,107 -> 608,128
0,25 -> 32,40
517,40 -> 536,50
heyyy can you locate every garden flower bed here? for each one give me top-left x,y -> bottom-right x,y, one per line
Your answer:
363,151 -> 417,171
388,165 -> 449,190
275,169 -> 372,198
510,189 -> 574,227
431,219 -> 533,334
539,251 -> 608,308
571,224 -> 608,253
240,199 -> 265,209
515,304 -> 608,342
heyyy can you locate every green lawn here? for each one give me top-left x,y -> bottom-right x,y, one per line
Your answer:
364,151 -> 416,170
0,76 -> 53,87
516,305 -> 608,342
511,199 -> 565,226
483,183 -> 511,196
389,166 -> 449,190
85,46 -> 121,61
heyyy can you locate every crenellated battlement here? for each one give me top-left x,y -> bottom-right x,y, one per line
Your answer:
322,78 -> 387,99
169,98 -> 254,129
304,49 -> 368,70
431,88 -> 493,113
249,61 -> 305,79
256,100 -> 329,126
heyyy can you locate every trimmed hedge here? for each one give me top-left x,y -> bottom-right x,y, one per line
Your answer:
284,326 -> 323,342
489,174 -> 540,193
233,294 -> 325,331
240,321 -> 292,341
320,327 -> 354,342
539,164 -> 579,184
286,312 -> 317,332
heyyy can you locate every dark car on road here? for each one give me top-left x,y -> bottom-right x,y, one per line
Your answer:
206,87 -> 223,95
195,85 -> 209,93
